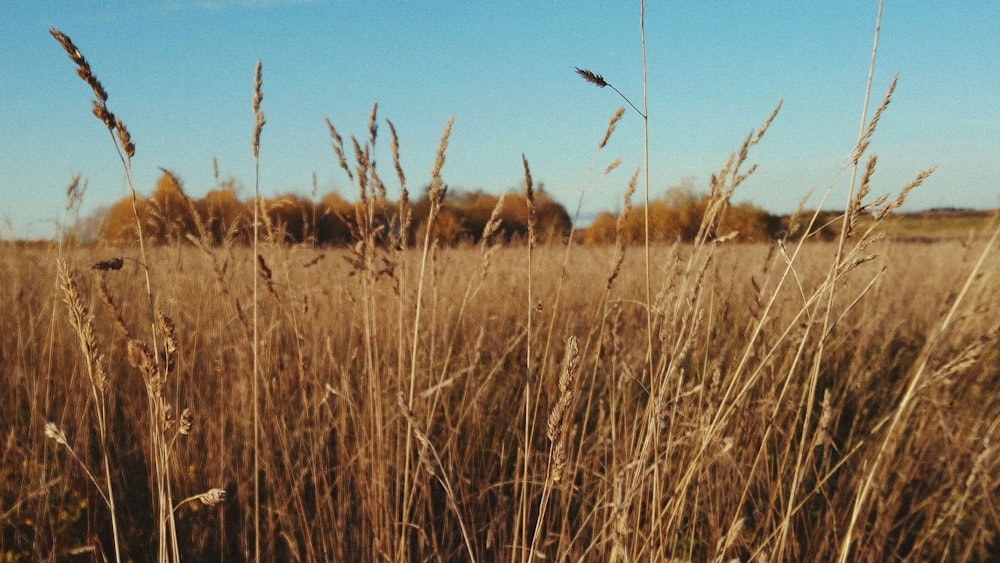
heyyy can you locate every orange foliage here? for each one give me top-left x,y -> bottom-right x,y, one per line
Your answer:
197,181 -> 249,243
101,196 -> 152,245
87,171 -> 793,248
579,181 -> 780,244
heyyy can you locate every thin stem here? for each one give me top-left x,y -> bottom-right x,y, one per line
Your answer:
520,155 -> 536,563
251,60 -> 265,563
609,84 -> 645,119
640,1 -> 657,547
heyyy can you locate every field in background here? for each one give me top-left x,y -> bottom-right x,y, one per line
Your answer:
2,233 -> 998,561
875,209 -> 996,241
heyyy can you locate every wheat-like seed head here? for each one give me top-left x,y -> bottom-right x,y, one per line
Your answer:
94,355 -> 110,391
874,166 -> 936,221
257,254 -> 277,298
252,61 -> 265,158
397,393 -> 437,479
599,107 -> 626,150
575,65 -> 645,118
162,403 -> 174,431
367,102 -> 379,148
45,422 -> 69,447
57,260 -> 86,326
752,99 -> 783,146
718,518 -> 746,555
65,174 -> 83,212
430,118 -> 454,179
522,154 -> 536,248
351,133 -> 381,204
114,117 -> 135,159
58,260 -> 104,386
50,29 -> 107,103
157,312 -> 178,374
558,336 -> 580,394
158,167 -> 211,241
178,408 -> 193,436
481,194 -> 506,243
96,275 -> 130,341
89,99 -> 115,131
847,154 -> 879,238
197,488 -> 227,507
550,441 -> 567,484
608,168 -> 640,290
127,339 -> 157,384
812,388 -> 834,449
546,398 -> 568,444
324,117 -> 354,182
91,257 -> 124,271
386,118 -> 411,247
858,154 -> 877,206
50,29 -> 136,157
603,157 -> 623,176
736,131 -> 753,175
853,73 -> 898,164
372,176 -> 389,226
428,117 -> 455,209
575,67 -> 608,88
386,119 -> 407,193
478,195 -> 506,278
546,336 -> 581,484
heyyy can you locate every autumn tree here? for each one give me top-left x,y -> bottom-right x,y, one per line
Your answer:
408,186 -> 571,245
146,170 -> 204,244
94,173 -> 578,247
196,179 -> 249,243
580,179 -> 781,244
101,196 -> 154,245
315,191 -> 354,246
580,211 -> 618,245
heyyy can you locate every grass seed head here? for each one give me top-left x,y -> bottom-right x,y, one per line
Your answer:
45,422 -> 69,447
575,67 -> 608,88
599,107 -> 626,149
198,488 -> 227,507
252,60 -> 265,158
178,408 -> 193,436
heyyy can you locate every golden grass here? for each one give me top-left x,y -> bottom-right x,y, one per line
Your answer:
4,236 -> 998,561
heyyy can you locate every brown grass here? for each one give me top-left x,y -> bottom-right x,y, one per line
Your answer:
5,235 -> 998,561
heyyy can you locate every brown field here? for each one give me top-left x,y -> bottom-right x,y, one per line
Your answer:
2,233 -> 998,561
877,210 -> 997,241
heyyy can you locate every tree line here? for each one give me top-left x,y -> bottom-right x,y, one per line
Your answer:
84,171 -> 788,246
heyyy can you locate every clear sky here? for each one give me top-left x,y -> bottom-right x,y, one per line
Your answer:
2,1 -> 998,239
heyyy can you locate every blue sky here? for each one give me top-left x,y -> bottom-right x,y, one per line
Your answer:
2,1 -> 998,239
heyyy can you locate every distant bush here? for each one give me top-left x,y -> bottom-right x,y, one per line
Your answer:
92,172 -> 573,247
580,180 -> 782,244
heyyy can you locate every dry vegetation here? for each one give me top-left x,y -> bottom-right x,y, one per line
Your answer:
3,235 -> 999,562
2,12 -> 1000,563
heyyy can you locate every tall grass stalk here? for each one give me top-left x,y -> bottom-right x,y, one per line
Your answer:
52,261 -> 122,563
250,60 -> 265,563
517,153 -> 538,561
49,27 -> 180,562
400,116 -> 454,560
638,1 -> 663,544
778,2 -> 885,556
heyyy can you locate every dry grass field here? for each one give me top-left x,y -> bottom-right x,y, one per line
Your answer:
3,17 -> 1000,563
2,233 -> 998,561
